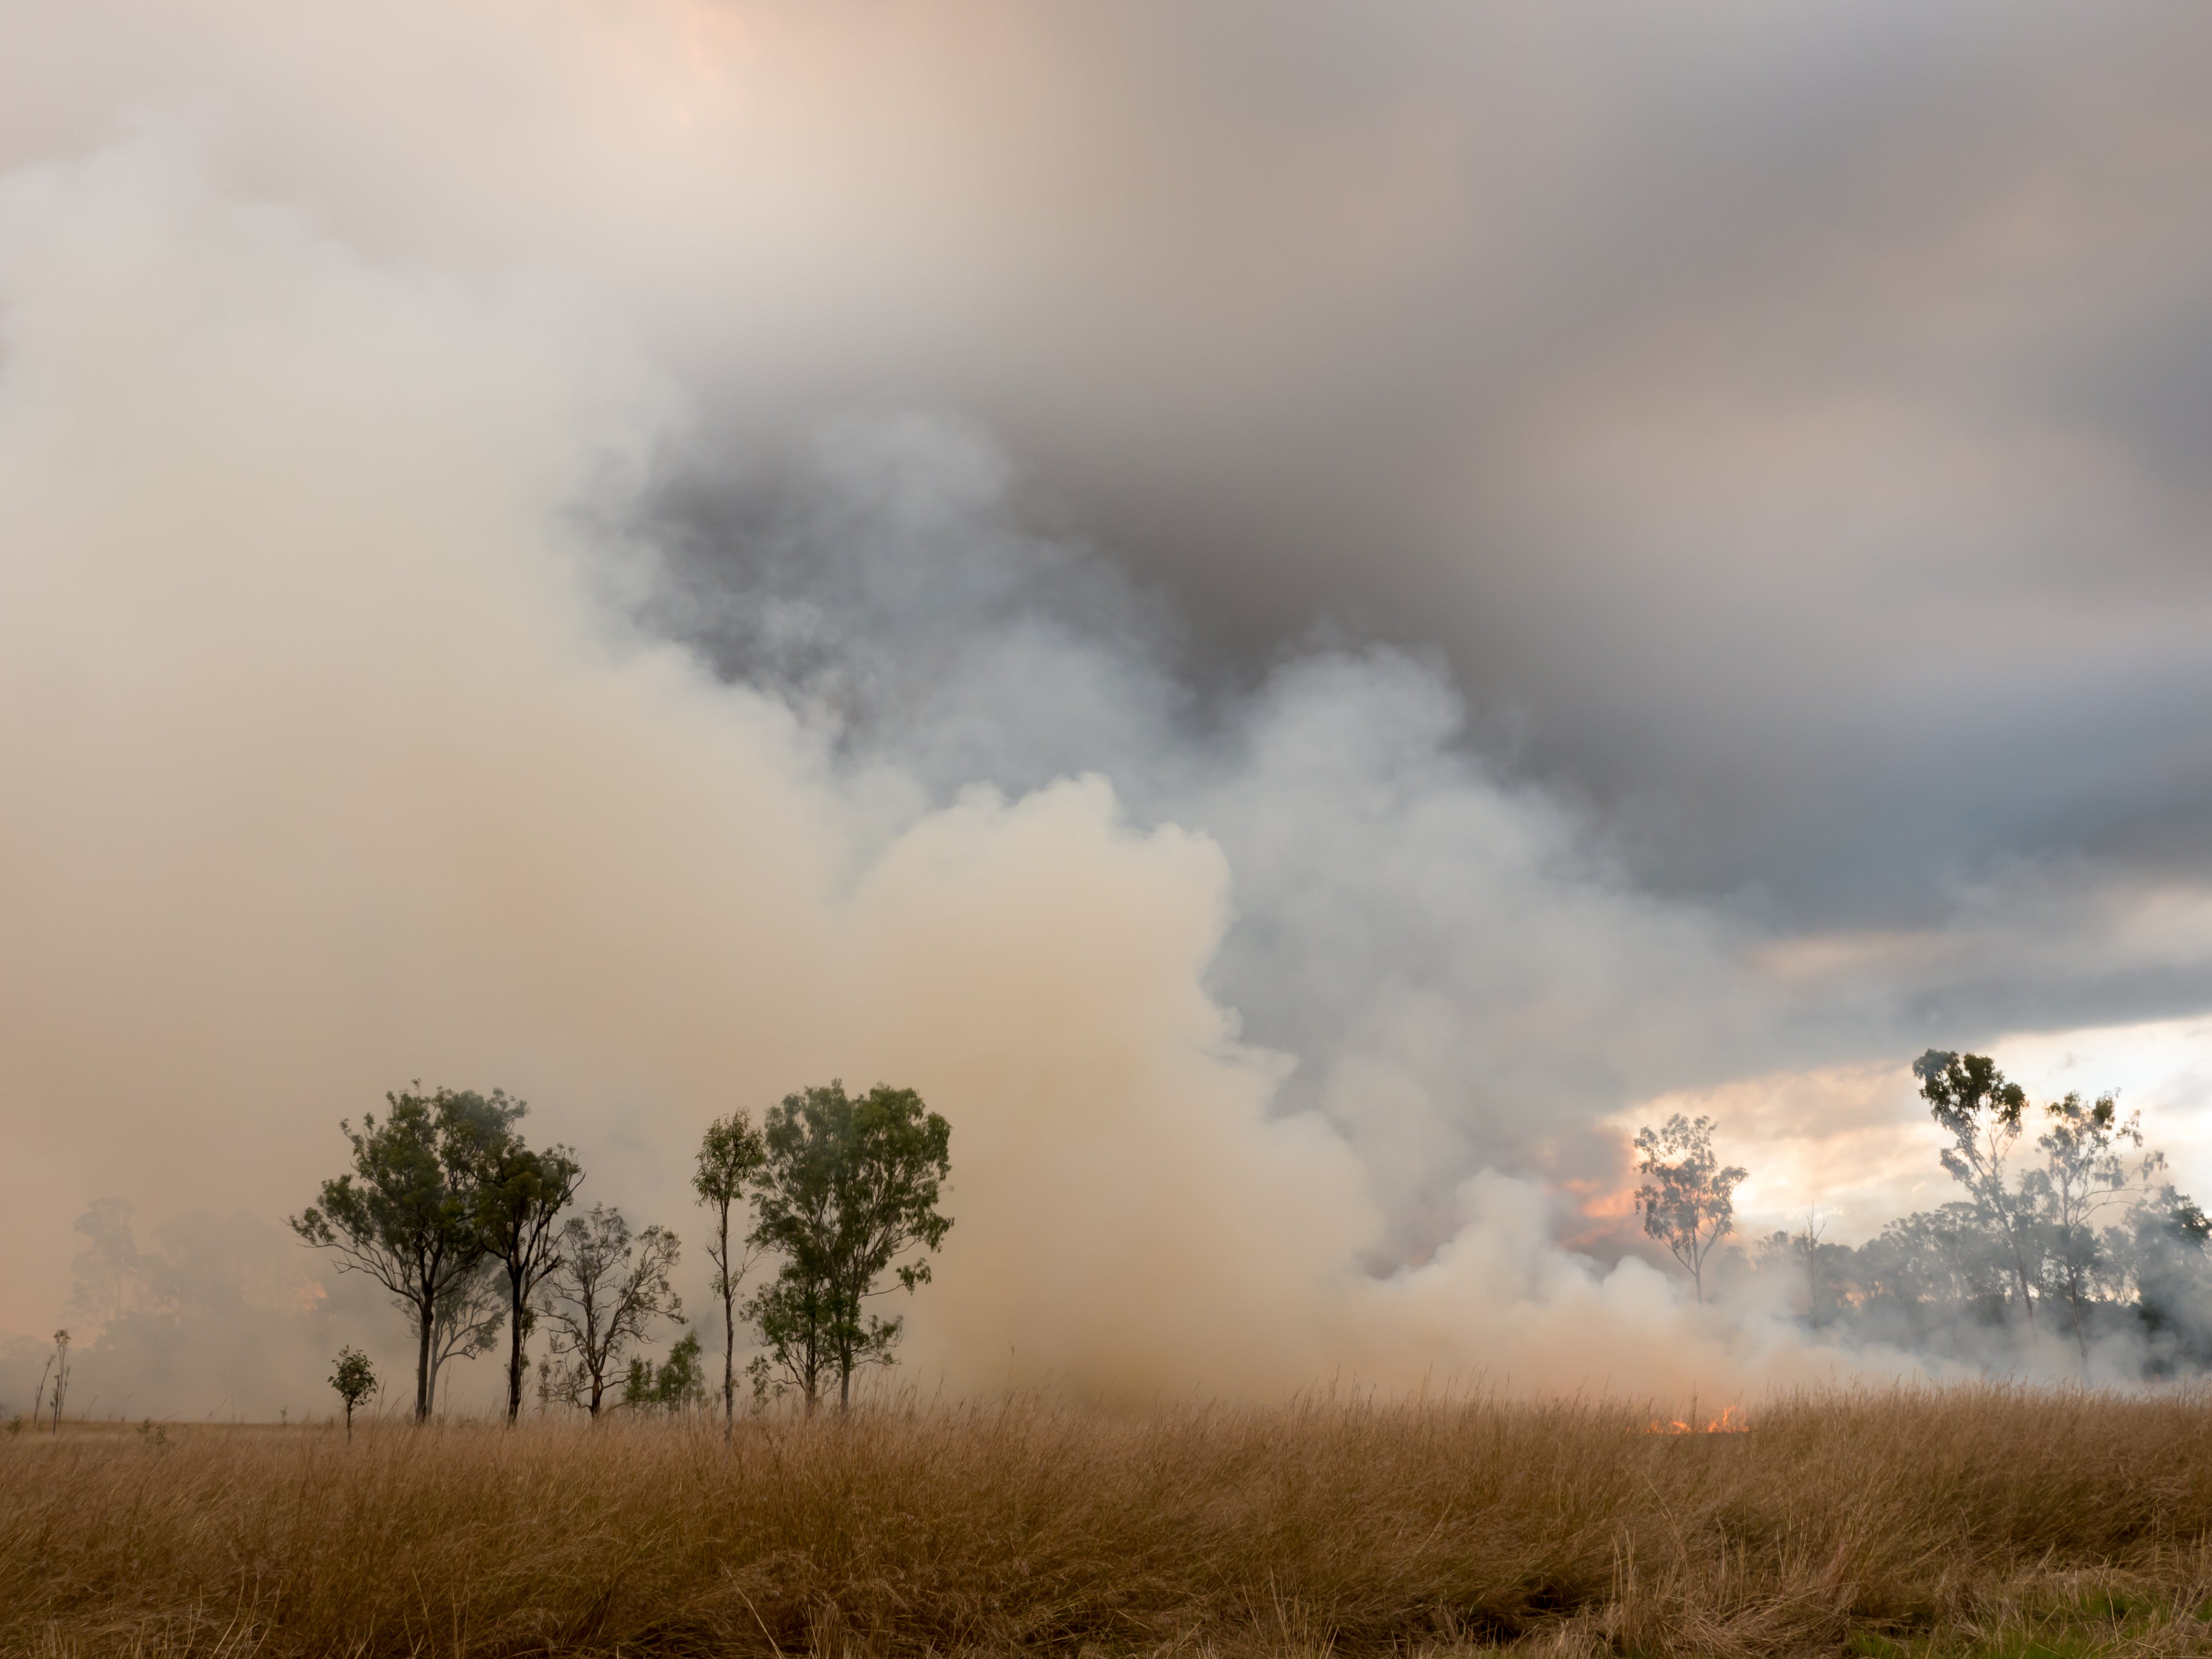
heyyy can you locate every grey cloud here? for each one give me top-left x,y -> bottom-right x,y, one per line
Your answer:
12,0 -> 2207,943
664,2 -> 2212,935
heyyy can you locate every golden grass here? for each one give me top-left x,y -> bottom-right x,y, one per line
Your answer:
8,1388 -> 2212,1659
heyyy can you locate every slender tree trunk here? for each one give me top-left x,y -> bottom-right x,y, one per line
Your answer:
2004,1216 -> 2038,1330
2065,1260 -> 2091,1365
722,1295 -> 736,1442
506,1265 -> 528,1425
415,1282 -> 435,1421
1990,1184 -> 2038,1330
718,1204 -> 736,1444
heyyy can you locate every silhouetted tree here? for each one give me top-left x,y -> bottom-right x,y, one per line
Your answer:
2132,1193 -> 2212,1366
693,1111 -> 766,1440
2024,1089 -> 2161,1361
1917,1050 -> 2038,1326
40,1330 -> 71,1432
1856,1202 -> 2013,1314
1633,1113 -> 1745,1304
538,1205 -> 682,1417
291,1084 -> 522,1419
68,1200 -> 145,1325
470,1125 -> 584,1424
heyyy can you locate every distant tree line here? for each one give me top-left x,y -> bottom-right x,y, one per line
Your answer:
1636,1050 -> 2212,1368
289,1079 -> 951,1423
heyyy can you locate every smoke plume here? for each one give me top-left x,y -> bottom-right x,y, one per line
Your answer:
4,0 -> 2212,1414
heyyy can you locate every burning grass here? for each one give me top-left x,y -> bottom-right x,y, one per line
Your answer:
7,1386 -> 2212,1658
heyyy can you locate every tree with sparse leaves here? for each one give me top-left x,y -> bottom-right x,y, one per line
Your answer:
426,1257 -> 505,1412
1917,1050 -> 2039,1327
537,1205 -> 682,1418
694,1111 -> 766,1440
1634,1113 -> 1746,1305
2025,1089 -> 2164,1362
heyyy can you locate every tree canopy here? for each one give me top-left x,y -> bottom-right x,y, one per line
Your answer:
746,1081 -> 952,1414
1633,1113 -> 1746,1305
291,1086 -> 522,1419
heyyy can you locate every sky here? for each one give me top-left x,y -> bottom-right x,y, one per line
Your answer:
1,0 -> 2209,1412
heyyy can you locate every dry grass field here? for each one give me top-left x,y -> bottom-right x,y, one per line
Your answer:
8,1387 -> 2212,1659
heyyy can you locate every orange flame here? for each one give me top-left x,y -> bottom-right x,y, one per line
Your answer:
1644,1404 -> 1749,1434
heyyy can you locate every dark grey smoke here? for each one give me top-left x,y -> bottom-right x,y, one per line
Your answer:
653,2 -> 2212,945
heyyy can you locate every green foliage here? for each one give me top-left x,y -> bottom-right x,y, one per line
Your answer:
745,1080 -> 952,1412
745,1271 -> 834,1409
329,1345 -> 377,1438
1632,1114 -> 1745,1303
1917,1050 -> 2040,1319
1717,1052 -> 2212,1370
695,1114 -> 767,1216
290,1084 -> 524,1419
469,1128 -> 584,1425
622,1330 -> 708,1413
694,1111 -> 766,1433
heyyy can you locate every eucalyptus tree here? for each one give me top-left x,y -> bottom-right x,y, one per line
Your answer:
1917,1050 -> 2039,1326
743,1270 -> 831,1412
748,1081 -> 952,1414
1633,1113 -> 1746,1305
693,1111 -> 766,1439
472,1129 -> 585,1424
538,1204 -> 682,1417
2026,1089 -> 2164,1362
291,1085 -> 522,1419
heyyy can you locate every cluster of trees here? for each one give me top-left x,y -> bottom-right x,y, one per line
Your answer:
1636,1050 -> 2212,1366
291,1079 -> 951,1425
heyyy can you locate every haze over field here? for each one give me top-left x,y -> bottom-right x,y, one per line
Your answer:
4,1 -> 2212,1413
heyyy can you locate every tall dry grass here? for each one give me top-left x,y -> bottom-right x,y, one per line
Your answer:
7,1387 -> 2212,1658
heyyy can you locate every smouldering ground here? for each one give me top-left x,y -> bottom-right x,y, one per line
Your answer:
8,1388 -> 2212,1658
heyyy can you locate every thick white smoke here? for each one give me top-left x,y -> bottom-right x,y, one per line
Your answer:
0,128 -> 1913,1414
7,0 -> 2210,1416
